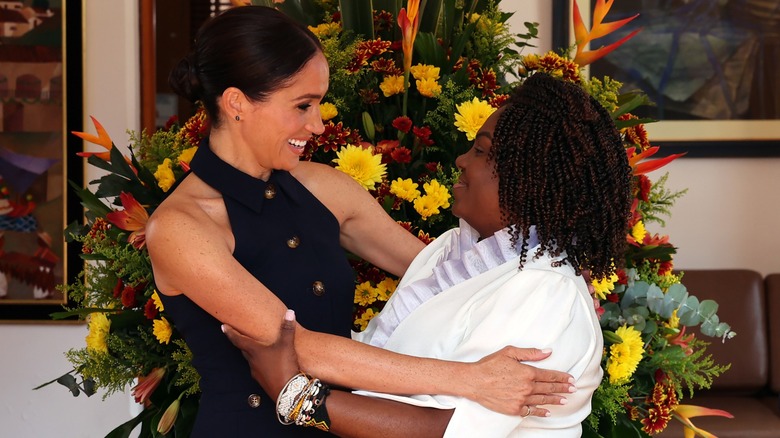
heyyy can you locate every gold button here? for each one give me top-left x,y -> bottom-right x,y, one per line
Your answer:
264,184 -> 276,199
287,236 -> 300,249
312,281 -> 325,296
247,393 -> 261,408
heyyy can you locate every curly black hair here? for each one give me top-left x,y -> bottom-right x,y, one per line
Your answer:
489,72 -> 632,280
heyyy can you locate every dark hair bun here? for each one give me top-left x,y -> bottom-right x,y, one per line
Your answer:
168,53 -> 202,103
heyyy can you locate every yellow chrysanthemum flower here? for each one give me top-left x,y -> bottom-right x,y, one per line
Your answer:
308,22 -> 341,38
390,178 -> 421,202
177,146 -> 197,167
333,145 -> 387,191
416,78 -> 442,98
454,97 -> 496,141
85,312 -> 111,354
319,102 -> 338,121
592,271 -> 619,300
356,308 -> 377,331
607,325 -> 644,384
151,290 -> 164,312
379,75 -> 405,97
414,195 -> 442,220
154,158 -> 176,192
375,277 -> 399,301
632,221 -> 647,243
153,317 -> 173,345
423,180 -> 451,209
410,64 -> 440,81
354,281 -> 378,306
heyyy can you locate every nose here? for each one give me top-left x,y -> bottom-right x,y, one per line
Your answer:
455,152 -> 466,170
307,109 -> 325,136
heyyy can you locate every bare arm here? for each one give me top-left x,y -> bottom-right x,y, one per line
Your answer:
224,316 -> 454,437
147,178 -> 572,416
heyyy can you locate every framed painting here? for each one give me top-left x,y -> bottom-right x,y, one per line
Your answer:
0,0 -> 83,321
552,0 -> 780,157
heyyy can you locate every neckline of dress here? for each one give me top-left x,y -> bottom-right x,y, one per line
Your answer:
189,138 -> 288,215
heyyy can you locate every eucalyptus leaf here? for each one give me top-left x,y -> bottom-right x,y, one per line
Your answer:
678,296 -> 701,326
697,299 -> 719,319
621,281 -> 650,308
645,284 -> 665,316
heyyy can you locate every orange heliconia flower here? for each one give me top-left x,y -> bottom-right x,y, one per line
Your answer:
673,404 -> 734,438
626,146 -> 686,176
73,116 -> 114,161
397,0 -> 421,73
106,192 -> 149,249
572,0 -> 641,66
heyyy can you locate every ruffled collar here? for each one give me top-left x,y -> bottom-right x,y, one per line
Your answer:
365,220 -> 538,347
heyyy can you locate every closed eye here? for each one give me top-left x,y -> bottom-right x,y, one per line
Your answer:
297,103 -> 312,111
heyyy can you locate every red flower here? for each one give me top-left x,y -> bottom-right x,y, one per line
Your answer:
641,406 -> 672,435
105,192 -> 149,250
112,278 -> 123,298
371,59 -> 403,76
635,174 -> 652,202
144,298 -> 159,320
121,285 -> 137,308
417,230 -> 434,245
412,126 -> 433,146
391,147 -> 412,164
392,116 -> 413,133
424,162 -> 440,174
667,326 -> 696,356
489,94 -> 509,108
131,368 -> 165,405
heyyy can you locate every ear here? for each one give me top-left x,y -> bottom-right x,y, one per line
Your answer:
219,87 -> 245,120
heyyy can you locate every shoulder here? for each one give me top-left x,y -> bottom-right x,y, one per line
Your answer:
291,160 -> 374,223
146,178 -> 229,255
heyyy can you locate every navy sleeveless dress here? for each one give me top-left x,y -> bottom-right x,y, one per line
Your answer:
159,140 -> 355,437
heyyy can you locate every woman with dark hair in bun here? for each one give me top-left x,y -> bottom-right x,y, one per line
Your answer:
146,6 -> 573,437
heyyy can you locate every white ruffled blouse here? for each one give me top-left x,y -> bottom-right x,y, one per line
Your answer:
353,219 -> 603,437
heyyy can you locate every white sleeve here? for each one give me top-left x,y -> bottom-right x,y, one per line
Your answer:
441,269 -> 603,437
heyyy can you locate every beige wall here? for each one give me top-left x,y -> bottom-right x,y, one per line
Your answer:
1,0 -> 778,436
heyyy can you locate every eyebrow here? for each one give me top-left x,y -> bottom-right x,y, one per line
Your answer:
475,131 -> 493,141
294,93 -> 324,101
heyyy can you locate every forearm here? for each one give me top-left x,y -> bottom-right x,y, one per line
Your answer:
297,328 -> 471,398
327,390 -> 453,438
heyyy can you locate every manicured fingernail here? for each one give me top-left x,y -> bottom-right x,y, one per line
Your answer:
568,377 -> 576,384
285,309 -> 295,321
540,348 -> 552,354
569,385 -> 577,393
544,411 -> 551,417
560,397 -> 568,405
220,324 -> 226,333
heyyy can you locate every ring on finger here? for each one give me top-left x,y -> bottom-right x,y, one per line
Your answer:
522,405 -> 532,417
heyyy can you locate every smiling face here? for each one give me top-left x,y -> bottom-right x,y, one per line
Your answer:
237,52 -> 329,177
452,107 -> 506,238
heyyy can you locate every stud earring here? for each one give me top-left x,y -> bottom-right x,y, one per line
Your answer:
235,115 -> 240,121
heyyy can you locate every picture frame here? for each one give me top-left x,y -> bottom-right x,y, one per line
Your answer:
0,0 -> 83,322
552,0 -> 780,157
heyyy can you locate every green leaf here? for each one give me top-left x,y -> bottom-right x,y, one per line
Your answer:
645,283 -> 664,315
56,373 -> 80,396
678,295 -> 701,326
339,0 -> 375,39
419,0 -> 443,34
697,299 -> 719,319
105,408 -> 156,438
415,32 -> 447,70
69,180 -> 112,217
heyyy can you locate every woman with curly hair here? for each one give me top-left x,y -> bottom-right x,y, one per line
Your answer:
225,72 -> 633,437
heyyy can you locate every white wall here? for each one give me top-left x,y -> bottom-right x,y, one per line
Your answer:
0,1 -> 141,437
1,1 -> 778,436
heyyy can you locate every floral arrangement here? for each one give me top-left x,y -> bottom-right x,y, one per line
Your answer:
40,0 -> 736,437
